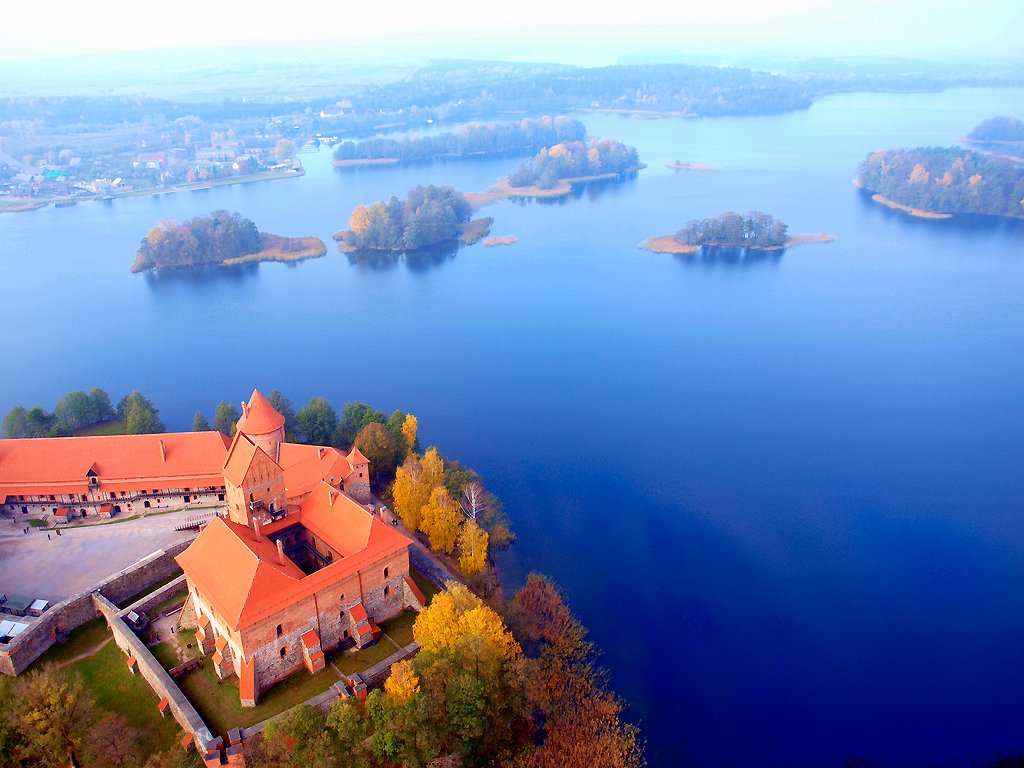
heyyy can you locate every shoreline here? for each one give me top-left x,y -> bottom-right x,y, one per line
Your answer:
468,166 -> 645,208
639,232 -> 836,254
331,157 -> 401,168
1,168 -> 305,214
852,180 -> 954,219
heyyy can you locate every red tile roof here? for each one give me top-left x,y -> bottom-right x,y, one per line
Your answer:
349,603 -> 368,624
177,483 -> 409,631
403,576 -> 426,608
0,432 -> 230,499
346,446 -> 369,466
278,444 -> 353,499
235,389 -> 285,436
300,629 -> 320,649
240,656 -> 256,702
222,432 -> 278,488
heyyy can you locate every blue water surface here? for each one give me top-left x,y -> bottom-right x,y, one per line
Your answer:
2,88 -> 1024,767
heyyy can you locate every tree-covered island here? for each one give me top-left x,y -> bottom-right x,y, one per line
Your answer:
640,211 -> 835,254
966,116 -> 1024,145
332,116 -> 586,167
131,210 -> 326,272
503,137 -> 642,192
856,147 -> 1024,219
335,185 -> 492,252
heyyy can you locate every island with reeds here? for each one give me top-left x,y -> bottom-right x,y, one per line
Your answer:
640,211 -> 835,254
131,210 -> 325,272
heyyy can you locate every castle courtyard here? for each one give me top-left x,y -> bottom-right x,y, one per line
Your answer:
0,509 -> 198,603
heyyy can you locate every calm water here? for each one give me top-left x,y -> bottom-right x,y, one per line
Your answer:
3,88 -> 1024,767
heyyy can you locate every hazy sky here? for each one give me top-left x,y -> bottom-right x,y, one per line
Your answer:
2,0 -> 1021,62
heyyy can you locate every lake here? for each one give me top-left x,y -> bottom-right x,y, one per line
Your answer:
2,87 -> 1024,767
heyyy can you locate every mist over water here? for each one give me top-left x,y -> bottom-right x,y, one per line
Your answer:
2,87 -> 1024,766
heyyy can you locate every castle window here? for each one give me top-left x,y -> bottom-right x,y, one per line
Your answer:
339,593 -> 344,602
383,567 -> 389,578
280,646 -> 287,657
384,586 -> 390,597
276,624 -> 283,637
343,630 -> 349,639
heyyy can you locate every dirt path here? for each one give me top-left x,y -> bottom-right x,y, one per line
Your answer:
55,637 -> 112,670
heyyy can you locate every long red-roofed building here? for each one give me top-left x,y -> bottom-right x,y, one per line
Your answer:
0,388 -> 372,521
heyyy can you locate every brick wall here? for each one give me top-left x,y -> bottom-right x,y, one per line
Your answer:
94,594 -> 215,752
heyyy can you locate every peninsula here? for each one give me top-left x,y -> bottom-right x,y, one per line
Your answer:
641,211 -> 835,253
131,210 -> 325,272
334,185 -> 492,253
856,146 -> 1024,219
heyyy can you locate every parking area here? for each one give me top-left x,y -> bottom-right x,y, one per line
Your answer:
0,510 -> 200,603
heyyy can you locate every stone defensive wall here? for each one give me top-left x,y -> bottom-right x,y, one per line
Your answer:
0,540 -> 191,676
409,547 -> 452,591
94,593 -> 215,752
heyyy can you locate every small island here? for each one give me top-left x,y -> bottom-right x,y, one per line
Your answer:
485,236 -> 518,247
131,210 -> 325,272
856,146 -> 1024,219
640,211 -> 835,254
667,161 -> 720,171
495,138 -> 643,199
334,185 -> 493,252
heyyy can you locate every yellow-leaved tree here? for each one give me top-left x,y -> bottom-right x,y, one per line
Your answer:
392,456 -> 429,531
421,487 -> 461,555
401,413 -> 418,453
421,447 -> 444,489
412,582 -> 520,672
383,659 -> 420,705
457,520 -> 489,576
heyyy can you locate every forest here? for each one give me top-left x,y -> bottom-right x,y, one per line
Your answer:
345,185 -> 472,251
507,138 -> 641,189
132,210 -> 261,271
967,116 -> 1024,143
856,147 -> 1024,218
675,211 -> 789,248
332,116 -> 585,163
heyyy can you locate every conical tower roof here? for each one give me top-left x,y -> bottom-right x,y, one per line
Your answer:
236,389 -> 285,436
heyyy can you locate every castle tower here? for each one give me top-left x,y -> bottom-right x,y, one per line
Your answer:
235,389 -> 285,463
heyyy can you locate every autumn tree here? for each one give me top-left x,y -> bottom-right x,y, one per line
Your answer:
384,659 -> 420,705
325,697 -> 372,768
253,705 -> 341,768
10,664 -> 97,767
213,400 -> 240,436
392,448 -> 444,532
87,714 -> 144,768
354,421 -> 397,488
457,520 -> 489,576
421,486 -> 461,555
401,413 -> 419,453
413,582 -> 520,667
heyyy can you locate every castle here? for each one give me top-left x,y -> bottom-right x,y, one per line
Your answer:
0,389 -> 423,706
176,391 -> 423,706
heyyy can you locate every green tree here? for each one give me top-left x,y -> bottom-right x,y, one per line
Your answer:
336,401 -> 385,448
298,396 -> 338,445
326,697 -> 372,768
88,388 -> 116,423
267,390 -> 298,440
193,411 -> 210,431
2,406 -> 30,439
53,390 -> 94,432
25,407 -> 56,437
120,391 -> 165,434
256,705 -> 341,767
354,421 -> 397,488
213,401 -> 240,436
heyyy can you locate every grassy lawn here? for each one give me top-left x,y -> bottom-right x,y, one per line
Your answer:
30,617 -> 110,669
68,641 -> 184,755
27,518 -> 48,528
380,610 -> 417,648
176,656 -> 340,739
75,419 -> 127,436
117,571 -> 184,609
150,641 -> 180,670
